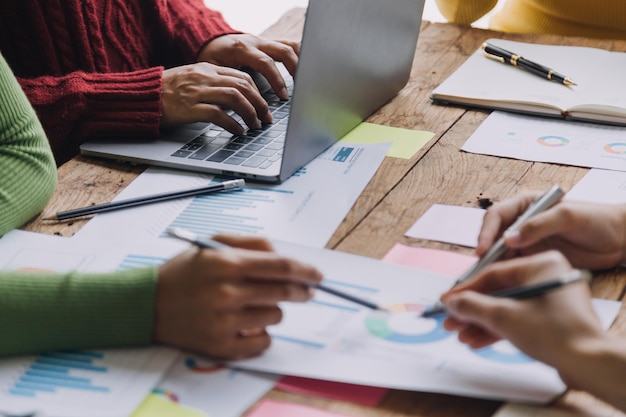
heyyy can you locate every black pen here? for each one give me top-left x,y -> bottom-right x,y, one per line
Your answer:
482,42 -> 577,86
166,227 -> 387,312
421,269 -> 592,318
45,179 -> 244,221
454,185 -> 565,286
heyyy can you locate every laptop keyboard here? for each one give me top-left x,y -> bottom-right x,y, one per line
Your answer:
170,82 -> 293,170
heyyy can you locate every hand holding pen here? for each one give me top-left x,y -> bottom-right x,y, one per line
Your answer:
436,251 -> 598,363
482,42 -> 577,86
167,227 -> 387,311
456,185 -> 565,286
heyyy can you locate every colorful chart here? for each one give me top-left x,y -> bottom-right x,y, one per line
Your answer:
152,388 -> 179,403
470,342 -> 533,364
536,135 -> 570,147
184,357 -> 224,373
365,303 -> 450,344
603,142 -> 626,155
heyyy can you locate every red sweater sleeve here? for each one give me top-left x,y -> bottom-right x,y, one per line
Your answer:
8,0 -> 239,165
18,68 -> 164,165
156,0 -> 240,61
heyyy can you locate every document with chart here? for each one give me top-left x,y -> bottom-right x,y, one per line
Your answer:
0,231 -> 179,417
74,141 -> 390,248
234,241 -> 622,403
0,230 -> 277,417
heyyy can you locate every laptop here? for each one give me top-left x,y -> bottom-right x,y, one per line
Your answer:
81,0 -> 426,183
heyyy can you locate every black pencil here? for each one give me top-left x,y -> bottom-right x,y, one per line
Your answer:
166,227 -> 387,312
45,179 -> 245,221
421,269 -> 592,318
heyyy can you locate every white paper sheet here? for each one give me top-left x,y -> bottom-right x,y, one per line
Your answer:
566,168 -> 626,204
0,231 -> 181,417
462,112 -> 626,171
0,230 -> 284,417
73,141 -> 390,248
404,204 -> 486,247
231,241 -> 621,404
155,355 -> 278,417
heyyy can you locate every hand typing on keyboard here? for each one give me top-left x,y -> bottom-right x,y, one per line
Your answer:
160,34 -> 299,137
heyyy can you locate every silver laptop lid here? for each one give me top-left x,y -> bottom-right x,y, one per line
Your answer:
279,0 -> 425,182
80,0 -> 424,183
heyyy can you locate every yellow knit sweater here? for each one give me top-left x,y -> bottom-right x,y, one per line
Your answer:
435,0 -> 626,39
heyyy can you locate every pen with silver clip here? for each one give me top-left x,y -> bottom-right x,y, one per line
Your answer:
482,42 -> 577,86
421,269 -> 592,318
454,185 -> 565,286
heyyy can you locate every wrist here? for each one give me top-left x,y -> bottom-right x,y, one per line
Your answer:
555,334 -> 623,392
620,204 -> 626,265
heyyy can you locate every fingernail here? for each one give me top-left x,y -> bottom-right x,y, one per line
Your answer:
443,296 -> 459,314
280,87 -> 289,99
504,229 -> 521,244
254,119 -> 262,129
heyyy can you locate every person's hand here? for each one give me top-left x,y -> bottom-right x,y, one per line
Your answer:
441,251 -> 603,371
153,235 -> 322,359
161,62 -> 272,134
198,34 -> 299,100
477,191 -> 626,269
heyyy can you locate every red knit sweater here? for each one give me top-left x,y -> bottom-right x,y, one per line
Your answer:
0,0 -> 238,164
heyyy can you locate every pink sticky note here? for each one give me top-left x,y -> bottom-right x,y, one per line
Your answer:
276,376 -> 387,407
246,399 -> 354,417
383,243 -> 477,277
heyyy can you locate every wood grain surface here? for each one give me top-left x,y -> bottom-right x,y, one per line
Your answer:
23,8 -> 626,417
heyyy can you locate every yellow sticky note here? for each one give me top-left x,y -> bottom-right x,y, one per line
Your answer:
131,393 -> 207,417
339,122 -> 434,159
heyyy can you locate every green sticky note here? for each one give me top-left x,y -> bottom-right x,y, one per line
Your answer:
131,393 -> 208,417
339,122 -> 434,159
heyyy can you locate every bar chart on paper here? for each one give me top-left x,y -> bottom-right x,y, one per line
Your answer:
165,183 -> 297,237
0,347 -> 177,417
73,142 -> 390,248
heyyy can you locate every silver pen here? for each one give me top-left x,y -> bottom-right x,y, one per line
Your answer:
454,185 -> 565,286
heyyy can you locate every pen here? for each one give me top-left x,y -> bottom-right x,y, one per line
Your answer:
421,269 -> 591,318
454,185 -> 565,286
45,179 -> 245,221
166,227 -> 386,312
482,42 -> 577,86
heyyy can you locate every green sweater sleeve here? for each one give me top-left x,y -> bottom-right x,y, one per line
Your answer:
0,267 -> 158,356
0,53 -> 57,236
0,54 -> 159,356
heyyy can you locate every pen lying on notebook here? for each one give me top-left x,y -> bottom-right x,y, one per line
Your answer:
420,269 -> 592,318
166,227 -> 387,312
482,42 -> 577,86
45,179 -> 244,221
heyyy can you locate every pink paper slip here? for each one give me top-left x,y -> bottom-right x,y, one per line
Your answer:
276,376 -> 387,407
383,243 -> 477,277
246,399 -> 355,417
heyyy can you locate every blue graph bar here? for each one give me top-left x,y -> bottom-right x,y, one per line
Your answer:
271,334 -> 326,349
118,254 -> 168,270
34,358 -> 107,372
165,186 -> 295,237
322,279 -> 380,293
311,299 -> 361,313
8,350 -> 111,399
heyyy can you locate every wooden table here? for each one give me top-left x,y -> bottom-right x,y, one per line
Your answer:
24,8 -> 626,417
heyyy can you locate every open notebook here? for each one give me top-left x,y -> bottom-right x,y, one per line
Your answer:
430,39 -> 626,125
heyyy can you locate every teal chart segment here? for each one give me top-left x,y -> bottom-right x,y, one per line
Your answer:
365,303 -> 450,344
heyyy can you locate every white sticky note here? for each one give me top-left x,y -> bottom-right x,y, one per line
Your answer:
405,204 -> 486,247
